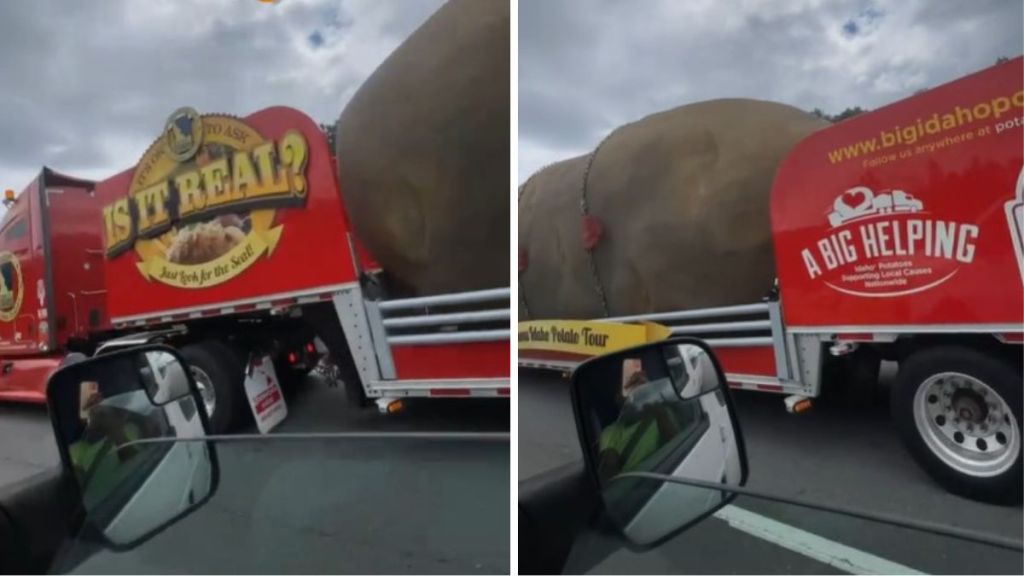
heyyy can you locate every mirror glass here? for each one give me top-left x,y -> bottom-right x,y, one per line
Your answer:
140,350 -> 193,405
49,348 -> 216,547
573,341 -> 745,545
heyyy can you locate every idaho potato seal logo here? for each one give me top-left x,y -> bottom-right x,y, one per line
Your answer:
102,108 -> 309,289
0,251 -> 24,322
164,107 -> 204,162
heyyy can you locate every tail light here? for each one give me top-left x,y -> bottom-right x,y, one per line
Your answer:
305,342 -> 315,353
288,352 -> 297,364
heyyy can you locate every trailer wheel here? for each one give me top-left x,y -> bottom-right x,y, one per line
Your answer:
182,341 -> 243,434
893,346 -> 1022,504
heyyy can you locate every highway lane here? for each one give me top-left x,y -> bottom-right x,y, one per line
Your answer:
519,367 -> 1022,574
0,373 -> 511,488
1,374 -> 510,574
62,437 -> 509,574
0,400 -> 56,488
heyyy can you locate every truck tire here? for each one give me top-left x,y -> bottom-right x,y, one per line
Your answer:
182,341 -> 244,434
892,346 -> 1022,504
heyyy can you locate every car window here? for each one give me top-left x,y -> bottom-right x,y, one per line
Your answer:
52,436 -> 510,575
562,480 -> 1023,575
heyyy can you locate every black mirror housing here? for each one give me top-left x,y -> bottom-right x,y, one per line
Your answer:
45,344 -> 219,550
569,337 -> 749,547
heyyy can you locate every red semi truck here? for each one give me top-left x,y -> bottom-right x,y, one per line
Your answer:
520,57 -> 1023,502
0,106 -> 510,432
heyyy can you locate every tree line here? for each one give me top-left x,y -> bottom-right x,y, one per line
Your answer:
810,57 -> 1011,124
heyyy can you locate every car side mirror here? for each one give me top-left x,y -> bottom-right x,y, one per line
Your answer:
46,345 -> 219,548
570,338 -> 748,546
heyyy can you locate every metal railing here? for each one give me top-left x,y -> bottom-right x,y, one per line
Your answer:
362,287 -> 510,381
600,300 -> 791,379
602,302 -> 774,347
378,287 -> 510,311
605,302 -> 771,324
387,329 -> 509,345
382,309 -> 508,330
370,287 -> 511,346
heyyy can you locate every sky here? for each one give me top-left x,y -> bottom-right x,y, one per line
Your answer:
0,0 -> 444,193
2,1 -> 1020,190
519,0 -> 1024,182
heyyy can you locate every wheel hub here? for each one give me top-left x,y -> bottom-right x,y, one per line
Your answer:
190,365 -> 216,419
952,389 -> 986,425
914,372 -> 1019,477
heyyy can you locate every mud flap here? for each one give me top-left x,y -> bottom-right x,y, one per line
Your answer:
244,353 -> 288,434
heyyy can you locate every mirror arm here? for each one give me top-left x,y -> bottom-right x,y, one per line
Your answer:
118,431 -> 511,446
617,472 -> 1023,552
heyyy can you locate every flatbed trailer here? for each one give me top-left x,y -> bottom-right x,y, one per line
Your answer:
520,57 -> 1023,503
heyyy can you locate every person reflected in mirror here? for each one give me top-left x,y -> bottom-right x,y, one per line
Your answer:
67,371 -> 167,502
70,383 -> 133,477
597,355 -> 682,482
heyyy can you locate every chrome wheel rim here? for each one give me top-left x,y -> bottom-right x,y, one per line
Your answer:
191,365 -> 216,419
913,371 -> 1019,477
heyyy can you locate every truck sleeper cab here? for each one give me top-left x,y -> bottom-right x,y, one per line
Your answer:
0,169 -> 106,401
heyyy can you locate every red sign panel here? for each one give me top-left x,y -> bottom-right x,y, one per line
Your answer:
772,58 -> 1024,328
98,107 -> 359,321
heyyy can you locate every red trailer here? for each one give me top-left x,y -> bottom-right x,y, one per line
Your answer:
0,106 -> 510,431
519,57 -> 1023,502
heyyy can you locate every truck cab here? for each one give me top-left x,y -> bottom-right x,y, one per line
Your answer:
0,169 -> 109,401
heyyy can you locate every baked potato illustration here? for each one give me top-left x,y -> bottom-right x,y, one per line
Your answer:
164,214 -> 250,265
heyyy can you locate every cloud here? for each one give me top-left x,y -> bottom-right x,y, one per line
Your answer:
518,0 -> 1023,182
0,0 -> 443,195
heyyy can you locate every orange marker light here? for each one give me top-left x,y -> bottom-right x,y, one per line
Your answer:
785,395 -> 813,414
3,189 -> 14,202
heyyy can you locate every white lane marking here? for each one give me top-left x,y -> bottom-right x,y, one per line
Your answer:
713,505 -> 926,575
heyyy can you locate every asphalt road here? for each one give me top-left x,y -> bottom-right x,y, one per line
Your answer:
519,367 -> 1023,575
0,374 -> 510,574
0,400 -> 59,489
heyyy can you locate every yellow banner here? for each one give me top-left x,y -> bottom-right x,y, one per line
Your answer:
517,320 -> 671,357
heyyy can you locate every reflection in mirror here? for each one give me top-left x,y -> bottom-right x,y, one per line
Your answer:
49,348 -> 215,547
573,340 -> 745,545
141,350 -> 192,406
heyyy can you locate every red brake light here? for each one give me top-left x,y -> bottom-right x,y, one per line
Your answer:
288,352 -> 297,364
305,342 -> 315,353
